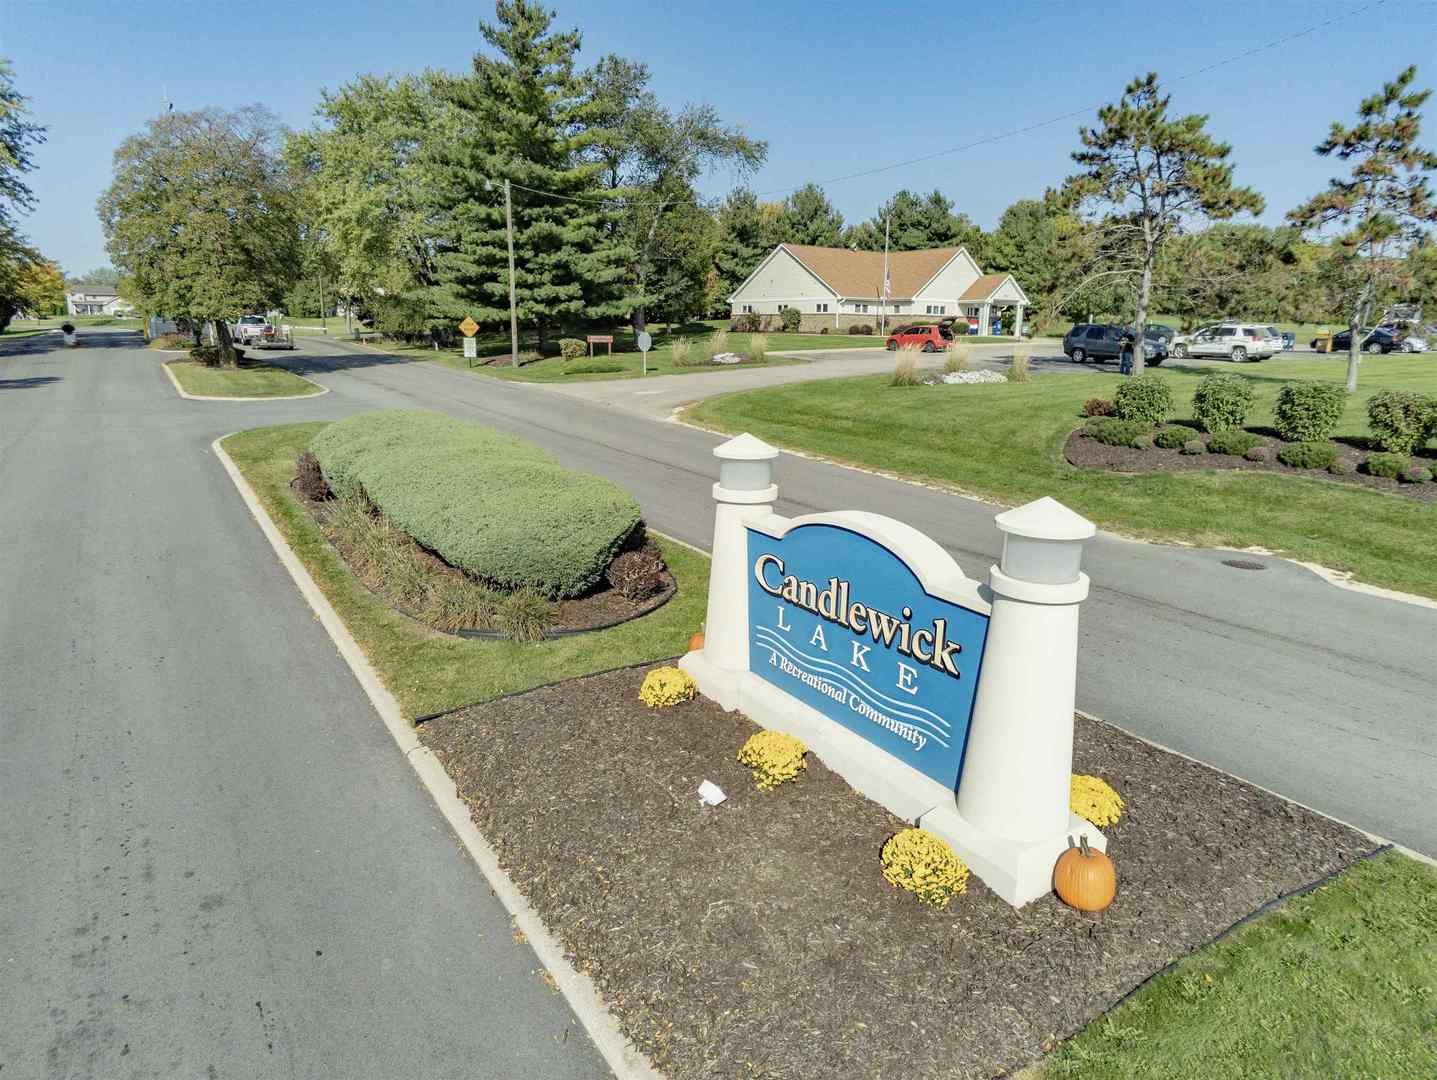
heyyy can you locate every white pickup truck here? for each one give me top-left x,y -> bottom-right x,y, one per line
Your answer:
230,315 -> 294,350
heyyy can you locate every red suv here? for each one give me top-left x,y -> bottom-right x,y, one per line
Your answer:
885,323 -> 953,352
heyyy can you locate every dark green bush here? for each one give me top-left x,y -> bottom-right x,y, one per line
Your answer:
1191,372 -> 1256,433
1277,441 -> 1338,470
1363,452 -> 1410,479
779,306 -> 802,332
565,361 -> 624,374
1180,439 -> 1205,455
558,338 -> 587,361
1085,417 -> 1150,448
849,323 -> 874,335
1154,427 -> 1189,449
1365,390 -> 1437,454
1245,446 -> 1269,462
1328,458 -> 1354,476
1113,374 -> 1173,425
1083,397 -> 1115,417
732,313 -> 761,332
310,411 -> 642,598
1206,429 -> 1262,456
1272,382 -> 1347,442
1400,464 -> 1433,484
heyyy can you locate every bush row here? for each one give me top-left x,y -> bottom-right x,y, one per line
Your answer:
310,411 -> 642,598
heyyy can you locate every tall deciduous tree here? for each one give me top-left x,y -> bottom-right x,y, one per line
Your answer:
1062,73 -> 1262,372
585,54 -> 764,332
1288,66 -> 1437,390
426,0 -> 626,351
0,59 -> 46,333
286,74 -> 445,336
68,265 -> 120,288
16,258 -> 65,315
98,106 -> 299,363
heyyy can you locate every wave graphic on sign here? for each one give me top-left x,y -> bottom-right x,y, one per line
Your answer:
755,628 -> 952,746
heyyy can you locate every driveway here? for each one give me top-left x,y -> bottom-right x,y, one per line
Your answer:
0,330 -> 607,1078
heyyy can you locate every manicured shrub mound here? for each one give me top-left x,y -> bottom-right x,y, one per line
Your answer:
1153,427 -> 1189,449
558,338 -> 587,361
1191,371 -> 1255,433
1273,381 -> 1346,442
565,361 -> 624,374
1277,441 -> 1338,470
1112,374 -> 1173,425
1085,417 -> 1150,448
310,411 -> 642,598
1363,452 -> 1410,480
1206,429 -> 1261,457
1083,397 -> 1114,418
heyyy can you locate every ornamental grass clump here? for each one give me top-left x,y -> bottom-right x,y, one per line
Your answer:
944,343 -> 971,373
1071,774 -> 1125,827
668,337 -> 695,367
736,730 -> 808,790
891,345 -> 922,386
638,666 -> 696,709
880,828 -> 970,908
703,329 -> 729,362
1005,347 -> 1032,383
747,332 -> 769,364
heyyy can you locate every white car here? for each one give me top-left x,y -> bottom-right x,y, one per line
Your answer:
1170,323 -> 1277,362
1399,333 -> 1428,353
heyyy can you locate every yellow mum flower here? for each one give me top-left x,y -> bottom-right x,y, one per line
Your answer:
1070,774 -> 1125,826
736,730 -> 808,790
638,666 -> 697,709
880,828 -> 969,908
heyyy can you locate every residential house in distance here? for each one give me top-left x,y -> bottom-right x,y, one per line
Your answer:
65,285 -> 135,317
729,244 -> 1030,335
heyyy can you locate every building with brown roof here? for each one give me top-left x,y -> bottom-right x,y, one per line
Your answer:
728,243 -> 1031,336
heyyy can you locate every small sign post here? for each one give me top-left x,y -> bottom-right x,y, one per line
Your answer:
637,329 -> 653,376
458,316 -> 479,337
462,336 -> 477,362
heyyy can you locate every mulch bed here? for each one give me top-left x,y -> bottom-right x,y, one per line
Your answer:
418,666 -> 1374,1079
1065,425 -> 1437,502
297,489 -> 675,635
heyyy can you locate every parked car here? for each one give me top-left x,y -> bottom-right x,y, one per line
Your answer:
1400,332 -> 1429,353
1169,323 -> 1276,362
886,323 -> 954,352
1062,323 -> 1167,366
231,314 -> 269,345
1144,323 -> 1176,343
1328,327 -> 1402,354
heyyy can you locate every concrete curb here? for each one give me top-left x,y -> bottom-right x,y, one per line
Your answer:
211,434 -> 664,1080
162,360 -> 330,402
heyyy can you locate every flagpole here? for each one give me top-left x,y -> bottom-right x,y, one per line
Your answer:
881,213 -> 890,335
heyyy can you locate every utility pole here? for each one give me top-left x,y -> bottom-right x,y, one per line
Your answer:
504,178 -> 519,367
319,271 -> 326,332
880,213 -> 891,335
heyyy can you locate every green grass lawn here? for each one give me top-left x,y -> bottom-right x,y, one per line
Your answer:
1044,849 -> 1437,1079
165,360 -> 324,399
688,353 -> 1437,598
221,422 -> 709,718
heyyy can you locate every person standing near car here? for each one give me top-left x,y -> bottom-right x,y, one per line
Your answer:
1118,329 -> 1135,375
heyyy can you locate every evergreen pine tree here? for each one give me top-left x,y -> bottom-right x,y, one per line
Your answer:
427,0 -> 626,351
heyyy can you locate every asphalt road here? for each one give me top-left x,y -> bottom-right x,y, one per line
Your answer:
0,331 -> 608,1078
3,327 -> 1433,1074
276,334 -> 1436,857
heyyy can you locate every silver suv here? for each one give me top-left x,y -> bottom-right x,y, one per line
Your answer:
1170,323 -> 1277,362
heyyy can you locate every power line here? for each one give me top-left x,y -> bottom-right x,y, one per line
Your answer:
495,0 -> 1391,209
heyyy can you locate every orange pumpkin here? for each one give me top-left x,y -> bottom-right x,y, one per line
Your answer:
688,629 -> 705,652
1054,835 -> 1116,912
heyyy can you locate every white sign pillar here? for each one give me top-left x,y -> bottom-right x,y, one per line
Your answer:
919,496 -> 1101,905
690,434 -> 779,707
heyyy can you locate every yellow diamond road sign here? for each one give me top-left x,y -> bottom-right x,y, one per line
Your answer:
458,316 -> 479,337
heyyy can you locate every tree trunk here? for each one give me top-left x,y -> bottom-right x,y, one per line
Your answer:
213,318 -> 239,368
536,320 -> 549,357
1132,252 -> 1154,376
1345,276 -> 1373,393
631,306 -> 647,335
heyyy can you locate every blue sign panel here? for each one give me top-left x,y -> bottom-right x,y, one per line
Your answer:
746,523 -> 989,791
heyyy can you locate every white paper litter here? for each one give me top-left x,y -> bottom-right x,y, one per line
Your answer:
697,780 -> 728,806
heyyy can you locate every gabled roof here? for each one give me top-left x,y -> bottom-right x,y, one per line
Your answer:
959,272 -> 1030,305
67,285 -> 120,297
781,244 -> 967,299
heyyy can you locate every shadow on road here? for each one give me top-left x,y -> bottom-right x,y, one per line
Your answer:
0,375 -> 61,390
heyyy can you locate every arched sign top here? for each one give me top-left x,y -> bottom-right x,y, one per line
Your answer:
747,510 -> 990,616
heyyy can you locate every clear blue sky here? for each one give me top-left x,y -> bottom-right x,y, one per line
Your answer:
3,0 -> 1434,275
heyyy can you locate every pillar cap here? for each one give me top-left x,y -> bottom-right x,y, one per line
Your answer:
994,497 -> 1095,542
713,432 -> 779,462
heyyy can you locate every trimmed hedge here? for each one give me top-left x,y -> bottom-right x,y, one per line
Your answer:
1154,427 -> 1189,449
1365,390 -> 1437,454
1273,381 -> 1346,443
1113,374 -> 1173,425
1191,372 -> 1255,433
310,411 -> 642,598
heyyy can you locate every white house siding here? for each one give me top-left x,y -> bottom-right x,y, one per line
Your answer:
911,250 -> 983,312
729,248 -> 837,316
985,277 -> 1028,303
